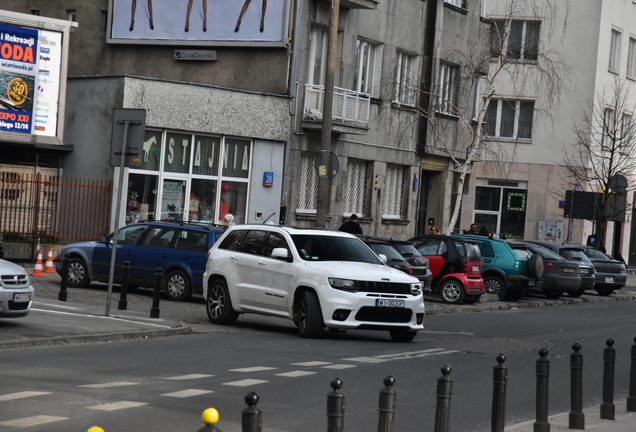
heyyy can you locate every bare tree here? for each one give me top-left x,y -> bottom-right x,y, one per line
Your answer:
418,0 -> 570,234
563,78 -> 636,248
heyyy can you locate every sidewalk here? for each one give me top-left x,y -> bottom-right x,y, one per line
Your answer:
505,398 -> 636,431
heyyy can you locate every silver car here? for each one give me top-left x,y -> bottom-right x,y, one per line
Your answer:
0,259 -> 34,318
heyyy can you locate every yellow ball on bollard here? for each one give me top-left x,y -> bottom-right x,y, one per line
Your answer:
87,427 -> 105,432
201,408 -> 220,425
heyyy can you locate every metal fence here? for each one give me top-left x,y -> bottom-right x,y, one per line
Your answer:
0,172 -> 112,255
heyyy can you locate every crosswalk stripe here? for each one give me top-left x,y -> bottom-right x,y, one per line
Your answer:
0,391 -> 51,401
229,366 -> 277,373
321,364 -> 357,370
0,415 -> 67,427
290,361 -> 332,366
375,348 -> 448,359
162,389 -> 214,398
275,371 -> 317,378
223,379 -> 268,387
163,374 -> 214,380
79,382 -> 139,388
342,356 -> 389,363
87,401 -> 147,411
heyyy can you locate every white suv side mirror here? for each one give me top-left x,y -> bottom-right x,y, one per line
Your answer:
378,253 -> 387,264
271,247 -> 291,261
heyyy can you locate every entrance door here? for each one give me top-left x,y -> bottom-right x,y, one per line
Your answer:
160,179 -> 187,221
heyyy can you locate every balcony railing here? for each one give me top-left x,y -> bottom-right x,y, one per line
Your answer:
304,84 -> 370,128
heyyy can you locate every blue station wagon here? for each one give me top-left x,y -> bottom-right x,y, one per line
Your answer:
54,221 -> 225,301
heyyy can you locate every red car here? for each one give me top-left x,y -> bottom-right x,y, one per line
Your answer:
408,235 -> 484,304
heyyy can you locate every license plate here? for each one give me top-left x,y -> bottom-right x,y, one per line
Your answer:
562,267 -> 575,274
472,265 -> 480,272
376,299 -> 405,308
605,276 -> 614,284
13,293 -> 31,303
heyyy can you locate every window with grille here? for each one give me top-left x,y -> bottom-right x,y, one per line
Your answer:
490,19 -> 540,61
394,52 -> 417,106
484,98 -> 534,139
437,62 -> 459,115
383,165 -> 405,219
296,153 -> 319,213
343,159 -> 367,216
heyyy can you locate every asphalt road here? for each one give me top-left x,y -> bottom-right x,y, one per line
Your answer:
1,270 -> 635,432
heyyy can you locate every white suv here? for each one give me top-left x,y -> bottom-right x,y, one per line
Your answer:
203,225 -> 425,341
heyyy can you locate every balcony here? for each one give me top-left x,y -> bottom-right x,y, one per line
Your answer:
303,84 -> 370,134
319,0 -> 378,10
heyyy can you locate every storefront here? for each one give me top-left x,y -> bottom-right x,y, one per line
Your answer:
473,178 -> 528,239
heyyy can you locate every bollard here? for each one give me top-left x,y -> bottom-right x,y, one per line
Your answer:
569,343 -> 584,429
57,252 -> 70,302
534,348 -> 550,432
377,375 -> 397,432
600,338 -> 616,420
242,392 -> 262,432
491,353 -> 508,432
118,260 -> 131,310
150,267 -> 162,318
434,364 -> 453,432
327,377 -> 345,432
628,336 -> 636,412
87,427 -> 105,432
197,408 -> 221,431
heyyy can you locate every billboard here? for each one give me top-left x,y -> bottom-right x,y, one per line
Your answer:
107,0 -> 291,47
0,11 -> 75,146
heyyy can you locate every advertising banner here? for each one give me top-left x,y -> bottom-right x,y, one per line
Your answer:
108,0 -> 289,46
0,23 -> 62,137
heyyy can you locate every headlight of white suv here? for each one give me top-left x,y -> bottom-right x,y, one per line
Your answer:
329,278 -> 358,292
410,282 -> 423,295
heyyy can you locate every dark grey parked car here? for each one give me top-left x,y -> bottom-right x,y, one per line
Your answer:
386,240 -> 433,292
509,242 -> 581,299
563,243 -> 627,296
523,240 -> 595,297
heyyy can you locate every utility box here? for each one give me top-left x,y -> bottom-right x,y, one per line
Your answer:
538,219 -> 564,242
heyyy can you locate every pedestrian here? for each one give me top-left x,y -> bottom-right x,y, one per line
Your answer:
339,214 -> 363,234
429,225 -> 441,235
478,226 -> 490,237
223,213 -> 235,228
466,223 -> 478,234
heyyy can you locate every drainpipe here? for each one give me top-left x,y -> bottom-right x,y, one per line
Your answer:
280,0 -> 303,225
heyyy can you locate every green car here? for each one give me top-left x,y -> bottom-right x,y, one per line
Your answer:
453,234 -> 543,301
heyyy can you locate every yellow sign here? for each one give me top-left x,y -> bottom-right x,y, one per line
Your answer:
7,78 -> 29,106
319,165 -> 327,176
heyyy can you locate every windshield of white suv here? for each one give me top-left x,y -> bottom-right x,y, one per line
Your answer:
292,234 -> 383,263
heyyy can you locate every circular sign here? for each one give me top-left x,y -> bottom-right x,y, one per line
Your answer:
314,151 -> 340,179
7,78 -> 29,106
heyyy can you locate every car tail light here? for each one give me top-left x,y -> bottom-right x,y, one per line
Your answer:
543,262 -> 556,273
407,266 -> 413,274
463,259 -> 468,272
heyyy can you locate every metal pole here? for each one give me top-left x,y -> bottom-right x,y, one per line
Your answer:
534,348 -> 550,432
377,376 -> 396,432
241,392 -> 262,432
315,0 -> 340,228
569,343 -> 585,429
106,120 -> 130,316
434,365 -> 453,432
57,252 -> 70,302
491,354 -> 508,432
600,338 -> 616,420
628,336 -> 636,412
327,377 -> 345,432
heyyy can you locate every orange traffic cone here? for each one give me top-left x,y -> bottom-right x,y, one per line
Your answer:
31,250 -> 45,277
44,247 -> 55,273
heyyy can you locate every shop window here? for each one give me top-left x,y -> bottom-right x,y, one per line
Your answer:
223,138 -> 251,178
192,135 -> 220,176
164,132 -> 192,174
218,181 -> 248,225
140,130 -> 162,171
161,179 -> 186,221
127,173 -> 158,224
473,180 -> 527,238
190,178 -> 217,223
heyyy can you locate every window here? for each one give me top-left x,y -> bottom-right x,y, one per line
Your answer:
444,0 -> 467,7
395,52 -> 417,106
263,232 -> 290,258
354,40 -> 378,96
627,37 -> 636,79
437,62 -> 459,115
491,20 -> 540,61
240,230 -> 268,255
602,108 -> 615,148
621,113 -> 633,146
484,99 -> 534,139
609,29 -> 622,73
309,27 -> 328,85
343,159 -> 367,217
296,153 -> 319,213
383,165 -> 405,219
473,179 -> 528,239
